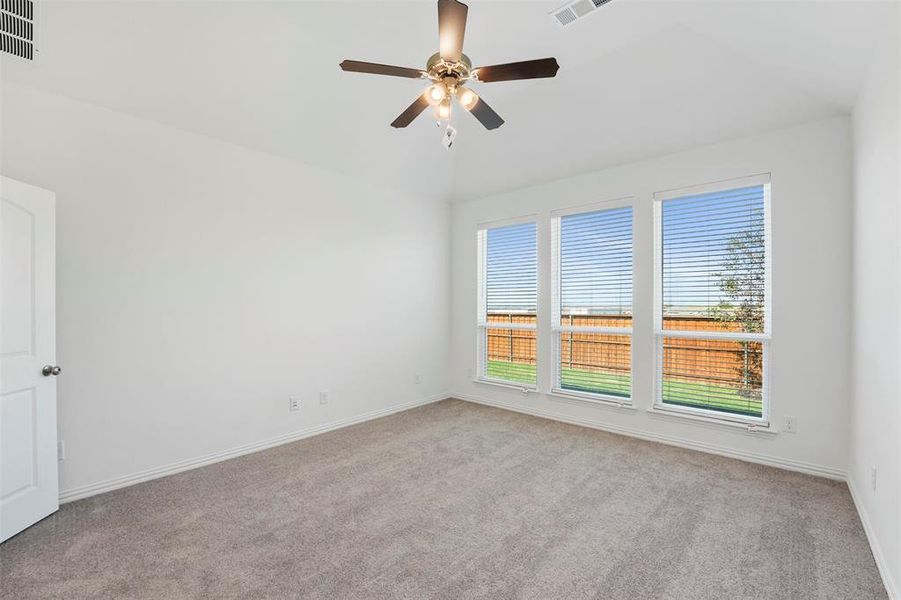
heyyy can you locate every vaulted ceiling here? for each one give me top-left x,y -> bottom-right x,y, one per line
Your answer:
1,1 -> 894,201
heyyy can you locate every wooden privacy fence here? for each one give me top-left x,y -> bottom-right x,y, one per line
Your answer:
486,314 -> 760,386
486,314 -> 537,366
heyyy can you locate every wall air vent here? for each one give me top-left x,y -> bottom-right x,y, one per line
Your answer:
1,0 -> 35,60
550,0 -> 613,29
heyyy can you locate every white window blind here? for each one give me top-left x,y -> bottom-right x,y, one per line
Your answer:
552,205 -> 633,400
654,177 -> 770,422
477,221 -> 537,387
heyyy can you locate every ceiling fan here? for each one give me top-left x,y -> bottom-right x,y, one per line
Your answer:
339,0 -> 559,135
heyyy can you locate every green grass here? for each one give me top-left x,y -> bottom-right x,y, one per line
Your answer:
661,380 -> 762,417
486,360 -> 537,385
486,360 -> 762,417
560,368 -> 630,398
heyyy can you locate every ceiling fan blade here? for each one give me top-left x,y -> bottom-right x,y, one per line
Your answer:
467,95 -> 504,130
474,58 -> 560,83
340,60 -> 424,79
438,0 -> 468,63
391,94 -> 430,128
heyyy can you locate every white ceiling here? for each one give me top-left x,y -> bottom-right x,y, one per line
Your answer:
1,0 -> 894,202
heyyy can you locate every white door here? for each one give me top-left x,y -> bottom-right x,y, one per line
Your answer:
0,176 -> 58,542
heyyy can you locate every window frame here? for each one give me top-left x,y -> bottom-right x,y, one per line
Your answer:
652,174 -> 772,427
476,215 -> 539,391
550,198 -> 634,406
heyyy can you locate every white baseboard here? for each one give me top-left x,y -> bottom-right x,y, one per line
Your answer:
57,391 -> 892,598
452,392 -> 846,480
847,477 -> 899,600
59,393 -> 448,504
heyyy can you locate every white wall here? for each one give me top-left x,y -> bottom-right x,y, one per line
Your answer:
850,5 -> 901,596
0,82 -> 450,499
451,117 -> 852,478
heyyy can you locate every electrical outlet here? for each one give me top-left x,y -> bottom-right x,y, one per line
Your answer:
871,466 -> 877,491
57,440 -> 65,461
414,374 -> 421,385
288,397 -> 300,412
467,368 -> 473,380
783,415 -> 797,433
319,391 -> 329,405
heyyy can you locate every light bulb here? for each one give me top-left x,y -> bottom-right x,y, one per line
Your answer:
457,86 -> 479,111
425,82 -> 447,106
435,98 -> 451,120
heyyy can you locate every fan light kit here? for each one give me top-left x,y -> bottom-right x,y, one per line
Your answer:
340,0 -> 560,148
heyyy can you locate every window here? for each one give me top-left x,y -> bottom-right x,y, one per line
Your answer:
654,176 -> 771,423
477,220 -> 537,387
551,203 -> 633,401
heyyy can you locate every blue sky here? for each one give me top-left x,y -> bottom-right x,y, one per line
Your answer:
560,206 -> 632,315
662,185 -> 765,313
484,185 -> 765,315
486,222 -> 537,314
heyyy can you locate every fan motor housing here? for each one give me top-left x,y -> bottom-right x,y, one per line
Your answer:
426,52 -> 472,82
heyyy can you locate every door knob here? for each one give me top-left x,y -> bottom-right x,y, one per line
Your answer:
42,365 -> 62,377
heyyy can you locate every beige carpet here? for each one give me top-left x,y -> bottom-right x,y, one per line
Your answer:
0,399 -> 886,599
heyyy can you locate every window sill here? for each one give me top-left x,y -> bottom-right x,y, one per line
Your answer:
646,405 -> 776,434
473,378 -> 537,395
547,389 -> 635,410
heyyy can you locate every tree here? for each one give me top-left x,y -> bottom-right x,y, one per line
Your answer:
711,227 -> 765,399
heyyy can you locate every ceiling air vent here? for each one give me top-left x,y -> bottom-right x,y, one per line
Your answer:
550,0 -> 612,29
1,0 -> 35,60
552,6 -> 577,28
